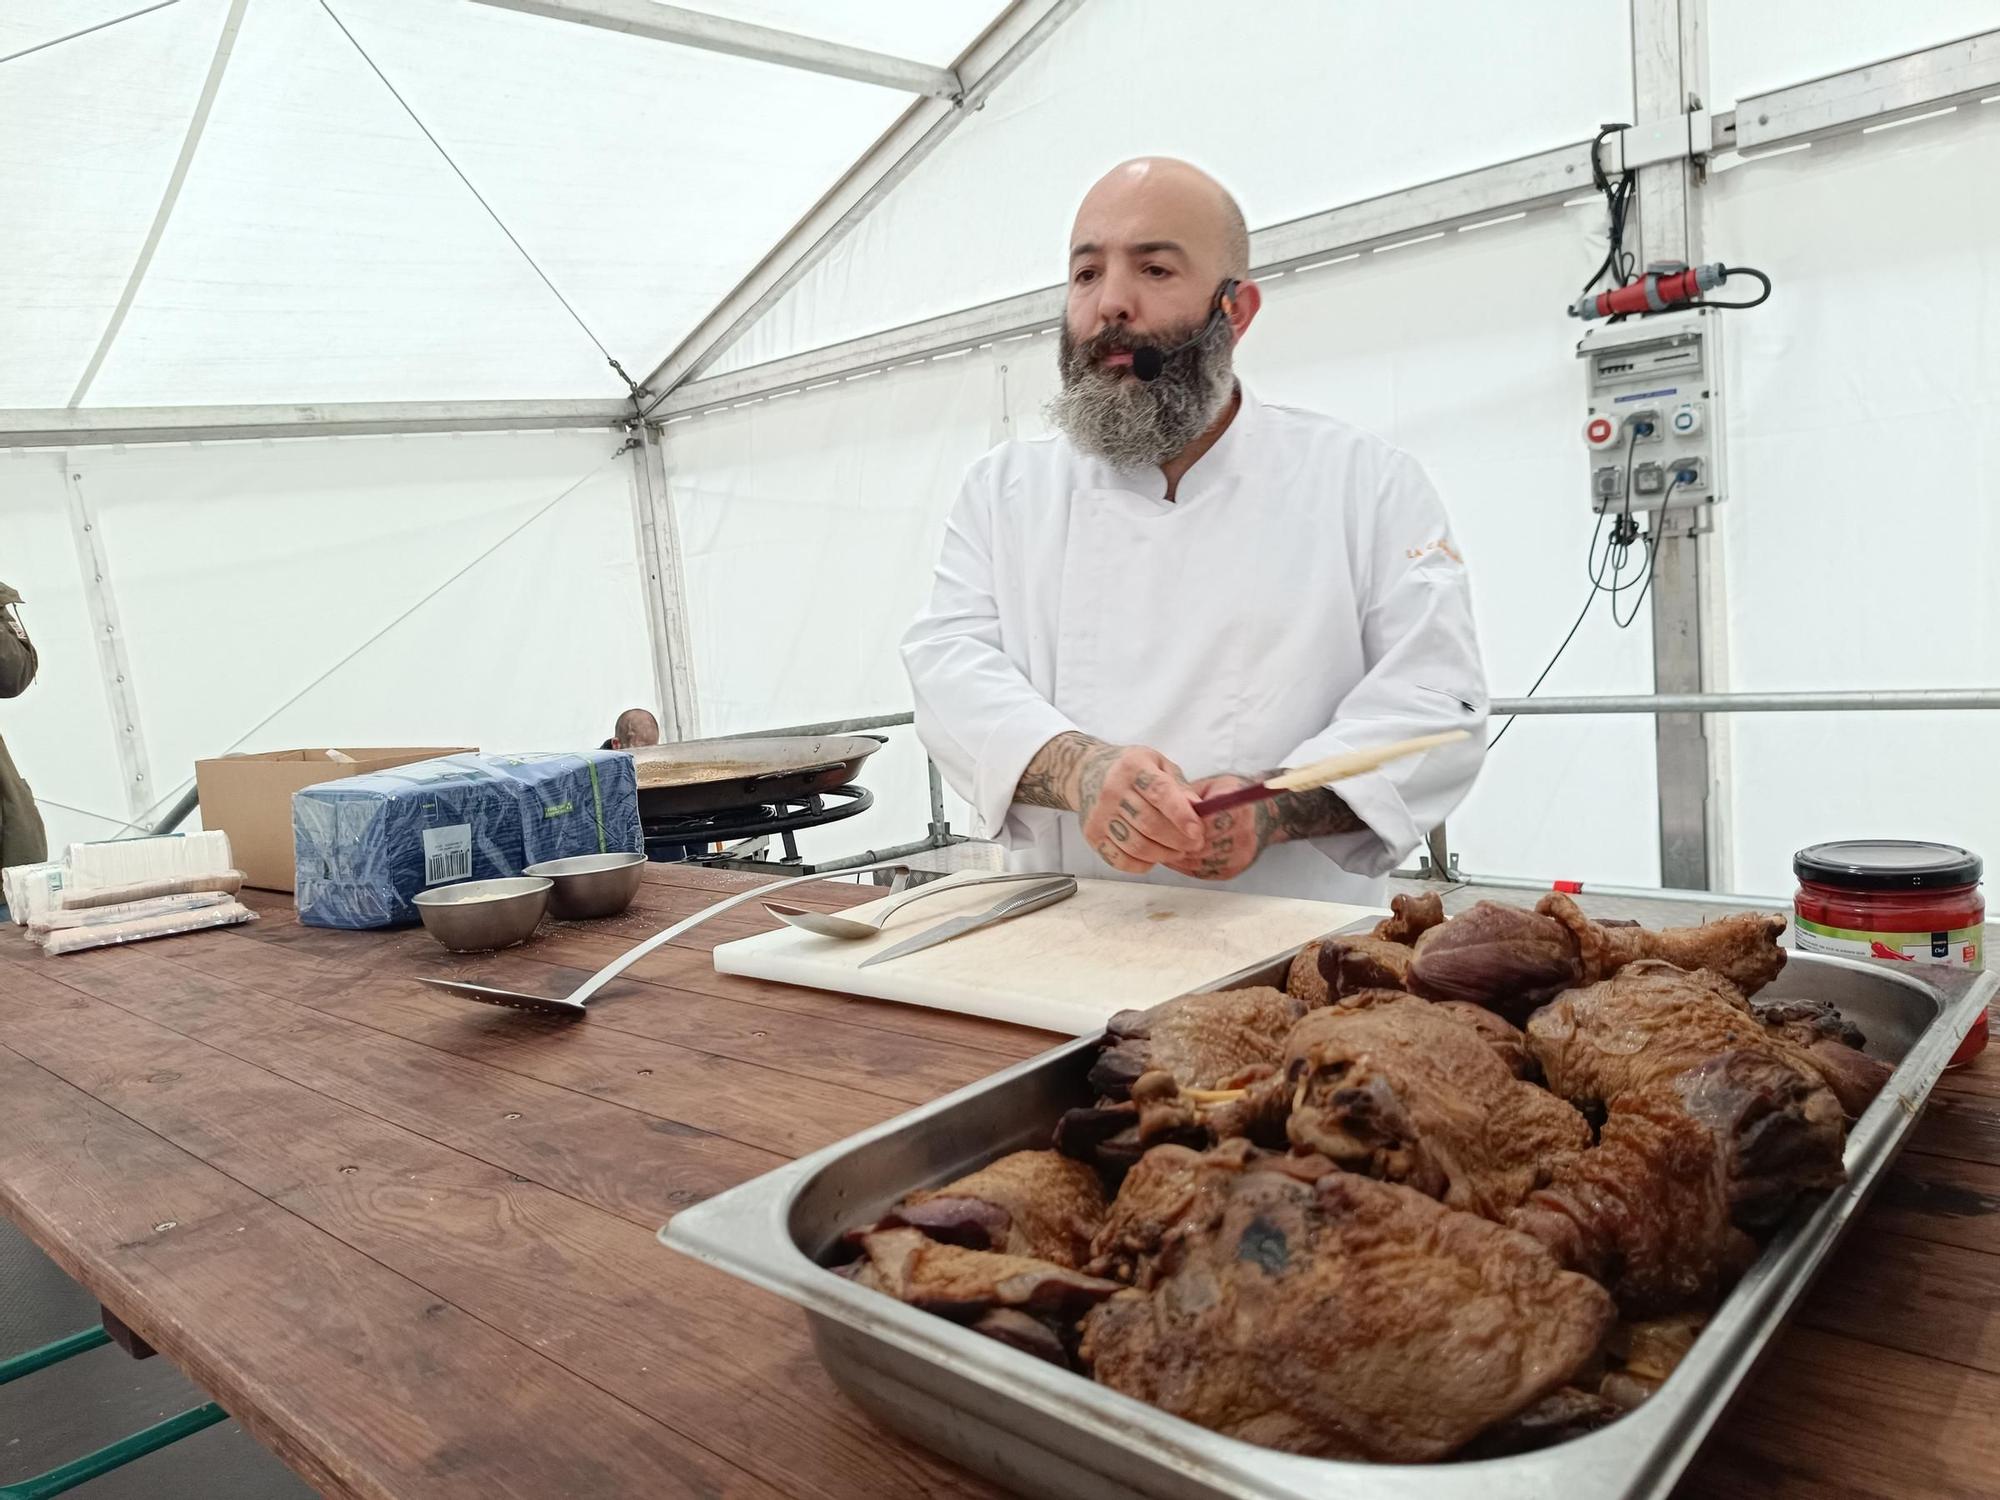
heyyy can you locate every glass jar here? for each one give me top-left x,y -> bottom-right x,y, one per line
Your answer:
1794,839 -> 1985,1065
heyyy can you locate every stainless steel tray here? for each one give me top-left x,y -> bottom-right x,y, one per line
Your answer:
663,946 -> 1995,1500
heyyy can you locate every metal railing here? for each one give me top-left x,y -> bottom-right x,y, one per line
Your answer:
150,690 -> 2000,880
743,690 -> 2000,888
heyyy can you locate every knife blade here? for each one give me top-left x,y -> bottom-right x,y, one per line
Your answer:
858,876 -> 1078,969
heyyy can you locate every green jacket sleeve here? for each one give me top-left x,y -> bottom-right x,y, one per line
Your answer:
0,586 -> 39,700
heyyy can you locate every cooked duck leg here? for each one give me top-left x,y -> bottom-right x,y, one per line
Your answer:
1536,892 -> 1788,998
1508,1046 -> 1844,1314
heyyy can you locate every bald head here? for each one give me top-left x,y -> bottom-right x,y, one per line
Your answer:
1072,158 -> 1250,282
613,707 -> 660,748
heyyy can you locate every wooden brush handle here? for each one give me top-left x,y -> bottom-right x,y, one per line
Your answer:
1188,730 -> 1471,819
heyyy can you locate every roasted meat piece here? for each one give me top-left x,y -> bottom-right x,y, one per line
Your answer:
1314,935 -> 1416,999
1083,1139 -> 1325,1287
1088,987 -> 1311,1100
1285,942 -> 1332,1006
1511,962 -> 1856,1313
1080,1155 -> 1615,1462
849,1227 -> 1121,1320
1263,998 -> 1590,1219
1509,1049 -> 1844,1314
1086,1142 -> 1208,1285
879,1150 -> 1107,1268
1527,960 -> 1888,1117
1754,996 -> 1868,1051
1403,896 -> 1791,1022
1537,893 -> 1788,999
1433,1000 -> 1538,1080
1375,890 -> 1447,945
1287,894 -> 1446,1006
1407,901 -> 1583,1022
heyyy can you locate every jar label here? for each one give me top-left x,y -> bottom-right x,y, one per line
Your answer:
1795,918 -> 1983,970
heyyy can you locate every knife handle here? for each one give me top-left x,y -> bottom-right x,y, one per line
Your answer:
985,876 -> 1078,924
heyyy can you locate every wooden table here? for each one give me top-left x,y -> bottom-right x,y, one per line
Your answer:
2,865 -> 1996,1499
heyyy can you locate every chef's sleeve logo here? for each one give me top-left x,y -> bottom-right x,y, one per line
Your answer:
2,606 -> 27,645
1404,537 -> 1463,564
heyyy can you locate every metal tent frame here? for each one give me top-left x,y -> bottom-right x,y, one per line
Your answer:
5,2 -> 1999,885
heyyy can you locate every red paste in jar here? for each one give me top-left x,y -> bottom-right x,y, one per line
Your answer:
1794,840 -> 1986,1066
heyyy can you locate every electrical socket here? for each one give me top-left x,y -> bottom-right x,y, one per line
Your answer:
1623,409 -> 1662,443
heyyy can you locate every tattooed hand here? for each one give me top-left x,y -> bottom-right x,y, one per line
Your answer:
1166,774 -> 1269,882
1016,732 -> 1204,874
1167,771 -> 1369,881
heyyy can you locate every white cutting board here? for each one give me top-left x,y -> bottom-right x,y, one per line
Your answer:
713,875 -> 1382,1035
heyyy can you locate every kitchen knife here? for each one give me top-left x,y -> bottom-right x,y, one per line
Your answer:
858,875 -> 1078,969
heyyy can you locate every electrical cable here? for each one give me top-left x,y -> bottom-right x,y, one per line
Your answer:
312,0 -> 647,402
1494,432 -> 1671,749
1576,123 -> 1638,307
1488,583 -> 1598,749
1702,265 -> 1773,310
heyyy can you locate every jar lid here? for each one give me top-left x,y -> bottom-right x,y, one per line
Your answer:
1794,839 -> 1982,890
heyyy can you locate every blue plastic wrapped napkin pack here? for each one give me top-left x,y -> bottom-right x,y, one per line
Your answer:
293,751 -> 642,929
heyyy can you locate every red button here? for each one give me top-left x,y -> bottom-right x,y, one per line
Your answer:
1584,416 -> 1614,448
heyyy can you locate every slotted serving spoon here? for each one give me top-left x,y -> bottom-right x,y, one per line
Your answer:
762,869 -> 1063,940
418,861 -> 917,1018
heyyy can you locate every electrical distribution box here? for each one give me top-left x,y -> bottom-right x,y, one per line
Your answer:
1577,306 -> 1725,515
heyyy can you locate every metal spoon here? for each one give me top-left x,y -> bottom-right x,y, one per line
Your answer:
761,870 -> 1064,940
418,861 -> 919,1018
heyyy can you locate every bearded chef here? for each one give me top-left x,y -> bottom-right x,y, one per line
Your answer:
901,158 -> 1489,904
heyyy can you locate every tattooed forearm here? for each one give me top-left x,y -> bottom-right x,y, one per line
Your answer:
1253,787 -> 1367,849
1015,731 -> 1114,811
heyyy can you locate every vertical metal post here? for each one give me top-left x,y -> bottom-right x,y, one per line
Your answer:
626,425 -> 700,741
60,456 -> 154,821
1630,0 -> 1721,890
1424,823 -> 1452,882
926,756 -> 949,844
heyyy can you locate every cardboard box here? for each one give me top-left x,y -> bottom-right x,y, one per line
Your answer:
195,748 -> 473,892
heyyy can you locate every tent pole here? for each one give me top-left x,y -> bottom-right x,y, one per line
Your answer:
60,455 -> 157,821
67,0 -> 250,409
0,402 -> 628,448
465,0 -> 959,97
1628,0 -> 1722,893
626,425 -> 699,742
633,0 -> 1086,411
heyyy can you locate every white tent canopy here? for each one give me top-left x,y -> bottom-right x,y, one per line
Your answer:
5,0 -> 2000,896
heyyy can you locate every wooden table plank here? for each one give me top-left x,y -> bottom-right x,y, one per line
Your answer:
0,958 -> 997,1500
1679,1325 -> 2000,1499
128,935 -> 929,1157
0,1047 -> 787,1500
1,942 -> 784,1228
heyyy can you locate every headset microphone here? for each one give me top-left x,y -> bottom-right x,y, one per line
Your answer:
1128,279 -> 1240,382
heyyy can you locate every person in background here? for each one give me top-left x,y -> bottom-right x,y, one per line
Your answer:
0,582 -> 48,871
901,158 -> 1487,904
603,707 -> 662,752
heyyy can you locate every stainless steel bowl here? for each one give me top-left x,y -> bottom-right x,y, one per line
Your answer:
523,851 -> 647,921
413,876 -> 552,952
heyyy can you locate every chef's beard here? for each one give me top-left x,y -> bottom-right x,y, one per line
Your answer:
1046,314 -> 1236,468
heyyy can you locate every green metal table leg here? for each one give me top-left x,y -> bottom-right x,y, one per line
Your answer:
0,1329 -> 111,1387
0,1402 -> 228,1500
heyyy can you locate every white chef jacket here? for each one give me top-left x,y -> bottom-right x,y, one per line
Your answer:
899,384 -> 1488,905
